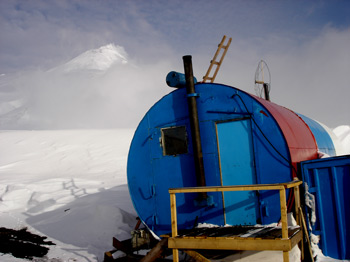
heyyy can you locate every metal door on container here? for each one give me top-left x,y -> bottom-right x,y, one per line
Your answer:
216,118 -> 259,225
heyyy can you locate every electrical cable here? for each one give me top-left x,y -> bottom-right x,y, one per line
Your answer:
232,93 -> 298,212
232,93 -> 298,173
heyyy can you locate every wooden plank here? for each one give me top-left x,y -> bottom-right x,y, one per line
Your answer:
283,251 -> 290,262
172,249 -> 179,262
170,193 -> 177,237
112,237 -> 132,253
184,250 -> 211,262
169,184 -> 285,194
293,180 -> 303,260
168,237 -> 292,251
299,207 -> 315,262
178,227 -> 300,240
170,193 -> 179,262
284,180 -> 302,189
290,230 -> 303,248
104,251 -> 115,262
140,238 -> 168,262
279,188 -> 288,239
181,226 -> 259,238
294,184 -> 301,224
169,180 -> 302,194
245,227 -> 276,238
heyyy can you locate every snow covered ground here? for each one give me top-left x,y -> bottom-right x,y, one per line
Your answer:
0,129 -> 137,261
0,127 -> 349,262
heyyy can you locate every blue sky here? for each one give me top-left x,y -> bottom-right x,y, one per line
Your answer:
0,0 -> 349,128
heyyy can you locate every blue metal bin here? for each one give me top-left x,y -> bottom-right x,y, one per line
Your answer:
300,155 -> 350,259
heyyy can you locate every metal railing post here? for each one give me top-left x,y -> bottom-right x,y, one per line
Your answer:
170,192 -> 179,262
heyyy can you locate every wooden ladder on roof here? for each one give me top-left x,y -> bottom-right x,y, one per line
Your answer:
202,35 -> 232,83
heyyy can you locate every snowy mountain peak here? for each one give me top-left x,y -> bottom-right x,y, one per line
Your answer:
62,43 -> 128,72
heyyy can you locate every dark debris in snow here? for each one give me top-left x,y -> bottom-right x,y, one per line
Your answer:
0,227 -> 55,260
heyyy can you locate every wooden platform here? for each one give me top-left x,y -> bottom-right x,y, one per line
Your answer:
168,225 -> 302,252
168,180 -> 303,262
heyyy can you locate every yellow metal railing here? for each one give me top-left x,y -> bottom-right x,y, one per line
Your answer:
169,180 -> 302,262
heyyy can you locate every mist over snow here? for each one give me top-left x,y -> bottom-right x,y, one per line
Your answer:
0,41 -> 349,154
1,30 -> 350,130
0,44 -> 171,129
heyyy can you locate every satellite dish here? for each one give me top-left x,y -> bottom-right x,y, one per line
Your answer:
254,60 -> 271,101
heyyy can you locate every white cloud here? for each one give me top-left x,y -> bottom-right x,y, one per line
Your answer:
1,0 -> 349,129
210,27 -> 350,128
267,27 -> 350,127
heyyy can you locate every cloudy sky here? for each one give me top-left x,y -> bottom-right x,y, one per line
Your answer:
0,0 -> 349,129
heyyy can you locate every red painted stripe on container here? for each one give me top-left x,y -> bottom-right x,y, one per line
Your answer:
256,97 -> 318,177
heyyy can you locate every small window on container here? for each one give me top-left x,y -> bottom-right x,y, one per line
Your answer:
161,126 -> 188,156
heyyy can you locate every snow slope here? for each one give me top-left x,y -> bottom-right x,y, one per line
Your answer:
59,44 -> 128,73
333,125 -> 350,154
0,129 -> 136,261
64,44 -> 128,72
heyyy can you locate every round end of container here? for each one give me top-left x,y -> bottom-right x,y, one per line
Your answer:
166,71 -> 197,88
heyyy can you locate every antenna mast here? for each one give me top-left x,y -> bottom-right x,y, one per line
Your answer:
254,60 -> 271,101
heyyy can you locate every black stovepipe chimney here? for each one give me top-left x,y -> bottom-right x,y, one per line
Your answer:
183,55 -> 207,200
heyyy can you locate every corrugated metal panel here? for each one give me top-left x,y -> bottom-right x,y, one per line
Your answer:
300,155 -> 350,259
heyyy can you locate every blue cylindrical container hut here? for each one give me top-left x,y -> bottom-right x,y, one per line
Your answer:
127,79 -> 339,237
